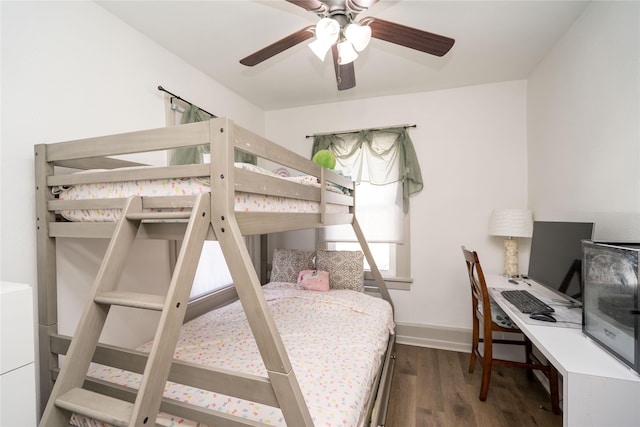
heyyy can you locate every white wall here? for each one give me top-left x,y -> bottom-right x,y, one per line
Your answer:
528,1 -> 640,241
266,80 -> 530,336
1,1 -> 264,345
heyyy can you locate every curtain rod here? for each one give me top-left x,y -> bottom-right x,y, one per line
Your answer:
157,85 -> 215,118
305,123 -> 416,139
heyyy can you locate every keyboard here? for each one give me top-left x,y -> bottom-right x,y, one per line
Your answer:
500,290 -> 554,314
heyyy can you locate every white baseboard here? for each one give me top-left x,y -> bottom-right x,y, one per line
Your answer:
394,322 -> 472,353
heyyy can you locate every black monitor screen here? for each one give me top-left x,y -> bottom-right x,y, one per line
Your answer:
527,221 -> 594,303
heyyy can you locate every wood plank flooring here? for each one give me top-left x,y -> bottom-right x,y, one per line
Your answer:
384,344 -> 562,427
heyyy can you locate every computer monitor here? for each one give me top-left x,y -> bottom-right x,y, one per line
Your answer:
527,221 -> 594,305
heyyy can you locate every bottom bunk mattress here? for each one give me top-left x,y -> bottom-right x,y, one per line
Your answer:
70,283 -> 395,427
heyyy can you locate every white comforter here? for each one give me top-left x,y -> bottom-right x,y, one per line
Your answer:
71,283 -> 394,427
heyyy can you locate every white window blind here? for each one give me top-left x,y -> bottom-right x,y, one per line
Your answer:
320,131 -> 404,243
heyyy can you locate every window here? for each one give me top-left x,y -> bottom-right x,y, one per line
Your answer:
164,97 -> 260,298
313,126 -> 421,289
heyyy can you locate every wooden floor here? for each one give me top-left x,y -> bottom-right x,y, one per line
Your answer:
384,344 -> 562,427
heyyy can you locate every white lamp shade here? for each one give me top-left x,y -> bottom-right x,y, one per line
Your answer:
337,39 -> 358,64
345,23 -> 372,52
309,38 -> 333,61
315,17 -> 340,43
488,209 -> 533,238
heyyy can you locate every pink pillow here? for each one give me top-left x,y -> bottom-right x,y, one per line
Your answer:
296,270 -> 330,292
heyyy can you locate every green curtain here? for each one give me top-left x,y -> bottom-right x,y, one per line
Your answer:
170,105 -> 212,165
170,105 -> 256,165
312,127 -> 423,212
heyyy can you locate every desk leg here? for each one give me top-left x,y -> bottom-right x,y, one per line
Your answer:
565,372 -> 640,427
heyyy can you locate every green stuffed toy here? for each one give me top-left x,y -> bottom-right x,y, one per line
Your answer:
312,149 -> 336,170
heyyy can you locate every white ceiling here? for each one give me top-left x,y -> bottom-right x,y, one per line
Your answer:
97,0 -> 590,111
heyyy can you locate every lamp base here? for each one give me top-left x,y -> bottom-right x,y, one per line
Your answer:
503,239 -> 519,277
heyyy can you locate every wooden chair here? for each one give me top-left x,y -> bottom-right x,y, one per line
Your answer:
461,246 -> 560,414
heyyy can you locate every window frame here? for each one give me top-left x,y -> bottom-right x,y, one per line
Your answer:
313,128 -> 416,291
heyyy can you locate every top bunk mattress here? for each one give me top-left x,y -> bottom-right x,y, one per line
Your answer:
55,163 -> 350,222
70,283 -> 395,427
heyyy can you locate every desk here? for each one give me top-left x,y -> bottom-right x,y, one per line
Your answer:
487,275 -> 640,427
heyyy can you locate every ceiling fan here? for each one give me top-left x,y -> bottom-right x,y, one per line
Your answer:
239,0 -> 455,91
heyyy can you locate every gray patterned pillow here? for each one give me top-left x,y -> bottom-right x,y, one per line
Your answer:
270,249 -> 316,283
315,250 -> 364,292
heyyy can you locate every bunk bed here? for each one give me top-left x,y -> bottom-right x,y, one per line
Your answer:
35,117 -> 396,427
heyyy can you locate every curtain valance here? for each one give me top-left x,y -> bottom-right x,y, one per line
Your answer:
312,126 -> 423,213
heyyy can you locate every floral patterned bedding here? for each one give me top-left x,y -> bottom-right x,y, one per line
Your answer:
56,163 -> 349,222
70,283 -> 394,427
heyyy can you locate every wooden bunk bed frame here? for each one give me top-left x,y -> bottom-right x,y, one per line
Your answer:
35,117 -> 396,427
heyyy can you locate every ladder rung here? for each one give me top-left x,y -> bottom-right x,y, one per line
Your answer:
126,211 -> 192,221
95,291 -> 166,311
55,387 -> 132,427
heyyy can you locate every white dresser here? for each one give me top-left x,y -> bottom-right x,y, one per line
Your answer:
1,282 -> 37,426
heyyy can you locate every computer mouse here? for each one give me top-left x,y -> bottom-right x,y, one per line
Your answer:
529,313 -> 557,323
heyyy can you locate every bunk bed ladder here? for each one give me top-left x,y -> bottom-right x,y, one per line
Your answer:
39,193 -> 211,427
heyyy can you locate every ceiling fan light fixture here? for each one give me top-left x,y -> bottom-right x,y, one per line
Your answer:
345,23 -> 372,52
337,39 -> 358,65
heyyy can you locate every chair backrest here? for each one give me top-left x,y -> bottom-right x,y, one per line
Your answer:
461,246 -> 492,319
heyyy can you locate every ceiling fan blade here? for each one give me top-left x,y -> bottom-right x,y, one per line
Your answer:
331,45 -> 356,91
362,17 -> 455,57
240,25 -> 315,66
346,0 -> 380,13
286,0 -> 326,13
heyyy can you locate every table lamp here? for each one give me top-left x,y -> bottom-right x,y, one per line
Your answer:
488,209 -> 533,277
